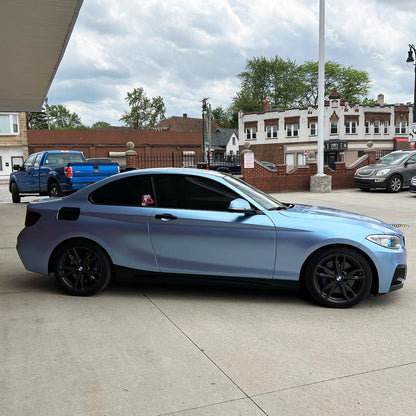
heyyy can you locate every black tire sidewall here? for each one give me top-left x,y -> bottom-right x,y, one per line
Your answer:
11,182 -> 21,203
305,247 -> 372,308
54,240 -> 112,296
48,182 -> 62,197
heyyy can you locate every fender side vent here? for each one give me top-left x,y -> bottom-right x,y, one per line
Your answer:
58,207 -> 80,221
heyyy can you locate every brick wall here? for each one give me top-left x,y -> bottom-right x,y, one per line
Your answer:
241,150 -> 376,192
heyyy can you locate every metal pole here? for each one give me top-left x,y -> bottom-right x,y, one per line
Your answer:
317,0 -> 325,175
413,61 -> 416,123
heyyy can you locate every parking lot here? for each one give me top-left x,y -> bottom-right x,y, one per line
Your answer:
1,184 -> 416,416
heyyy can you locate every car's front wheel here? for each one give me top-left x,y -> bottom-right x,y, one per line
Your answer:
387,175 -> 402,193
54,240 -> 112,296
304,247 -> 372,308
11,182 -> 21,203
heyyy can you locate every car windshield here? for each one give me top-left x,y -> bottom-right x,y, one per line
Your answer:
224,175 -> 285,210
376,153 -> 409,165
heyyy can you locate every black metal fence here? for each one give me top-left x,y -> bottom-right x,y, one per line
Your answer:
135,153 -> 241,172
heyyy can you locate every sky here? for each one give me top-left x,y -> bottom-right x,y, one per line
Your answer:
47,0 -> 416,127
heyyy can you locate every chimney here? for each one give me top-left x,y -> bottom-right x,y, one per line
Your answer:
261,99 -> 270,112
183,113 -> 187,118
377,94 -> 384,106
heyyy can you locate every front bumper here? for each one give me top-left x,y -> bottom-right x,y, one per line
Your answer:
354,177 -> 388,189
389,264 -> 406,292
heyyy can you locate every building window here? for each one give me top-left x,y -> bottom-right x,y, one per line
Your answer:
345,121 -> 357,134
365,121 -> 370,134
232,137 -> 236,146
330,121 -> 338,134
297,153 -> 306,166
310,122 -> 317,136
266,125 -> 278,138
0,156 -> 2,171
286,153 -> 294,166
0,113 -> 19,135
395,121 -> 407,134
286,124 -> 298,137
246,127 -> 256,140
384,121 -> 389,134
374,120 -> 380,134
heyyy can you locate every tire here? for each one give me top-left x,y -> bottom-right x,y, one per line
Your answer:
387,175 -> 402,193
48,181 -> 63,197
11,182 -> 21,203
304,247 -> 372,308
54,240 -> 112,296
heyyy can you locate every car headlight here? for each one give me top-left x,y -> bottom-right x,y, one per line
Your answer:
376,169 -> 390,176
366,234 -> 402,249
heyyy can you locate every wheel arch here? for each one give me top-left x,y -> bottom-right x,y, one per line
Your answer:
48,237 -> 114,274
299,243 -> 379,295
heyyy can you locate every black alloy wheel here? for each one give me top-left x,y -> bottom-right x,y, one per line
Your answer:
305,247 -> 372,308
387,175 -> 402,193
54,240 -> 112,296
48,182 -> 63,197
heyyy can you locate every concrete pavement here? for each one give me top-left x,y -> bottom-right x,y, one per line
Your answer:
1,186 -> 416,416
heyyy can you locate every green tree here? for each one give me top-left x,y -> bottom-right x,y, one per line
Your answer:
297,60 -> 372,106
47,104 -> 86,129
27,104 -> 86,129
91,121 -> 111,129
120,87 -> 166,128
27,110 -> 49,129
232,56 -> 372,113
211,106 -> 233,128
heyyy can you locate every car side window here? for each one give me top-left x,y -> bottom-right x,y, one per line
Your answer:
89,175 -> 154,206
23,154 -> 36,168
33,154 -> 42,168
408,155 -> 416,163
152,174 -> 241,211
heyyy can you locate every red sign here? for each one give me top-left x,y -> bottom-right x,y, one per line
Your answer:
410,142 -> 415,150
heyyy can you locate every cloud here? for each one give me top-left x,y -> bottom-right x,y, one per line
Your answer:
47,0 -> 416,126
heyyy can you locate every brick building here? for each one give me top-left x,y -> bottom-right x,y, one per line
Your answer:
238,91 -> 412,170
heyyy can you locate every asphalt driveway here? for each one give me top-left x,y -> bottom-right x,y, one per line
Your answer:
1,185 -> 415,416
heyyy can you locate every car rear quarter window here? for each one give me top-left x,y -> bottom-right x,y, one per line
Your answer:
152,174 -> 240,211
89,175 -> 154,206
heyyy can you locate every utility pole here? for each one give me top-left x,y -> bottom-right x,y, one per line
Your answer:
201,98 -> 208,163
207,103 -> 212,169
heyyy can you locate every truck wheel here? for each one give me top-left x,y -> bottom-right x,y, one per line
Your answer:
11,182 -> 21,203
48,182 -> 63,198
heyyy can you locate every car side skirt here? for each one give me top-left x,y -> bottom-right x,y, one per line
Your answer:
113,265 -> 300,291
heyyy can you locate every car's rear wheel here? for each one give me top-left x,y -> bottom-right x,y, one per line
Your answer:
304,247 -> 372,308
54,240 -> 112,296
387,175 -> 402,193
11,182 -> 21,203
48,181 -> 63,197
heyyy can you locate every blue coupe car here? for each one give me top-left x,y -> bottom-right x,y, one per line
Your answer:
16,168 -> 407,308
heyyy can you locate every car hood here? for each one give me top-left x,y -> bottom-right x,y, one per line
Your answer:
355,163 -> 396,174
271,204 -> 400,234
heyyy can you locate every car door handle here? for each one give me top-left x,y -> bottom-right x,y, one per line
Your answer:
154,213 -> 178,221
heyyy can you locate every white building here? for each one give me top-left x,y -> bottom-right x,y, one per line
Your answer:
0,112 -> 28,180
238,90 -> 412,169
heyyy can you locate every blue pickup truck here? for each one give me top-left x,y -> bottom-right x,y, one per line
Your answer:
9,150 -> 120,203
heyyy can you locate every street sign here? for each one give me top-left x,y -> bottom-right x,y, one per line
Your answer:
409,123 -> 416,141
304,150 -> 308,157
244,152 -> 254,168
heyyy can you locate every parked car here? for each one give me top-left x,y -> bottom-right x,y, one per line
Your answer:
410,176 -> 416,194
354,150 -> 416,192
16,168 -> 406,308
9,150 -> 120,202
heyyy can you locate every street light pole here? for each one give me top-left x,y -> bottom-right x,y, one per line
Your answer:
406,44 -> 416,123
201,98 -> 208,163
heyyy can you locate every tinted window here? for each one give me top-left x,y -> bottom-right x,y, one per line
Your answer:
24,154 -> 36,168
152,174 -> 240,211
89,175 -> 154,206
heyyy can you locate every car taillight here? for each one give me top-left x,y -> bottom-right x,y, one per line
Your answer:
25,210 -> 41,227
117,166 -> 120,174
64,166 -> 73,178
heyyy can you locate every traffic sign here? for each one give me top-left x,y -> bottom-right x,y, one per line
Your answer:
409,123 -> 416,141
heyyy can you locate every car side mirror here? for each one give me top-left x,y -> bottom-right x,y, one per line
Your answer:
405,160 -> 415,166
13,164 -> 23,171
228,198 -> 257,215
